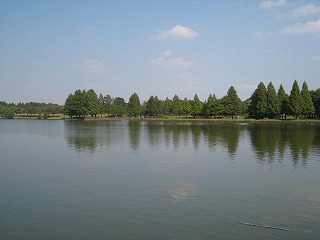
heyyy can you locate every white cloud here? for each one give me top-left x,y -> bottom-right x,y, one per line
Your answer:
259,0 -> 286,9
254,19 -> 320,37
150,25 -> 199,40
280,19 -> 320,34
290,4 -> 320,17
153,51 -> 194,69
72,59 -> 107,76
163,50 -> 173,57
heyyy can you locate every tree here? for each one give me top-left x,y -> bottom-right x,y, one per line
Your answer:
278,84 -> 289,120
190,94 -> 203,117
301,81 -> 315,118
103,94 -> 113,116
249,82 -> 267,119
146,95 -> 161,116
289,80 -> 302,119
310,88 -> 320,118
4,108 -> 15,119
222,86 -> 242,119
182,97 -> 191,117
172,95 -> 182,117
266,82 -> 280,118
86,89 -> 100,117
162,97 -> 172,116
112,97 -> 127,116
206,94 -> 222,118
127,92 -> 141,117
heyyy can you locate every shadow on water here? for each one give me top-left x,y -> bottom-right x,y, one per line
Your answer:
64,120 -> 320,167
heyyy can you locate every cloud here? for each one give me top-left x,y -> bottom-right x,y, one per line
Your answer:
150,25 -> 199,40
290,4 -> 320,17
259,0 -> 286,9
254,19 -> 320,37
72,59 -> 107,76
280,19 -> 320,34
153,51 -> 194,69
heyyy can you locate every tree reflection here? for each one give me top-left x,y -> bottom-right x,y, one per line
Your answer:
64,121 -> 98,154
128,121 -> 141,151
249,123 -> 318,166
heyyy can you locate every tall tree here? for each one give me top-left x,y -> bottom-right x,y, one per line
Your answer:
162,97 -> 172,116
222,86 -> 242,119
301,81 -> 315,117
190,94 -> 203,117
249,82 -> 267,119
277,84 -> 289,120
127,92 -> 141,117
206,94 -> 223,118
266,82 -> 280,118
182,97 -> 191,117
146,95 -> 161,116
172,95 -> 182,117
112,97 -> 127,116
310,88 -> 320,118
289,80 -> 303,119
86,89 -> 100,117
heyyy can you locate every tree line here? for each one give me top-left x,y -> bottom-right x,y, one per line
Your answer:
64,80 -> 320,120
0,101 -> 64,119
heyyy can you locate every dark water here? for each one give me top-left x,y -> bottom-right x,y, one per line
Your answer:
0,119 -> 319,240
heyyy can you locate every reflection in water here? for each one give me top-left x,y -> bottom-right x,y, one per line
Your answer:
249,123 -> 319,166
166,184 -> 198,202
128,121 -> 141,151
64,120 -> 320,167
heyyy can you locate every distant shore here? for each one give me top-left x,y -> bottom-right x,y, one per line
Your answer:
3,115 -> 320,125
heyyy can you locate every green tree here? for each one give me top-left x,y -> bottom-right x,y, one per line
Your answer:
249,82 -> 268,119
222,86 -> 242,119
289,80 -> 303,119
266,82 -> 280,118
206,94 -> 222,118
182,97 -> 191,117
277,84 -> 289,120
172,95 -> 182,117
190,94 -> 203,117
4,108 -> 15,119
301,81 -> 315,117
86,89 -> 100,117
162,97 -> 172,116
103,94 -> 113,116
310,88 -> 320,118
112,97 -> 127,116
146,95 -> 161,116
127,92 -> 141,117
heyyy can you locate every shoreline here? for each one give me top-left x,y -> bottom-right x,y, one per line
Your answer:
3,116 -> 320,125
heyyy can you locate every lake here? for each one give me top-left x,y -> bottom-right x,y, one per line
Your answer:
0,119 -> 319,240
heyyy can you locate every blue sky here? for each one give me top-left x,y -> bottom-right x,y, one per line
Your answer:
1,0 -> 320,104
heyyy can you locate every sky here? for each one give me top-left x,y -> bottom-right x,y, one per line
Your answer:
1,0 -> 320,104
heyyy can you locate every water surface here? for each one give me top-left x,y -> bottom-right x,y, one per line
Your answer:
1,120 -> 319,239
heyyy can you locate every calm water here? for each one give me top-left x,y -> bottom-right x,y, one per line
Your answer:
0,119 -> 319,240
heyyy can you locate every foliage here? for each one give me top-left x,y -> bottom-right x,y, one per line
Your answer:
222,86 -> 242,118
182,97 -> 191,117
127,92 -> 141,117
86,89 -> 100,117
310,88 -> 320,118
172,95 -> 182,117
249,82 -> 268,119
301,81 -> 315,117
266,82 -> 280,118
190,94 -> 203,117
162,97 -> 172,116
4,108 -> 15,119
289,80 -> 303,119
277,84 -> 289,120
